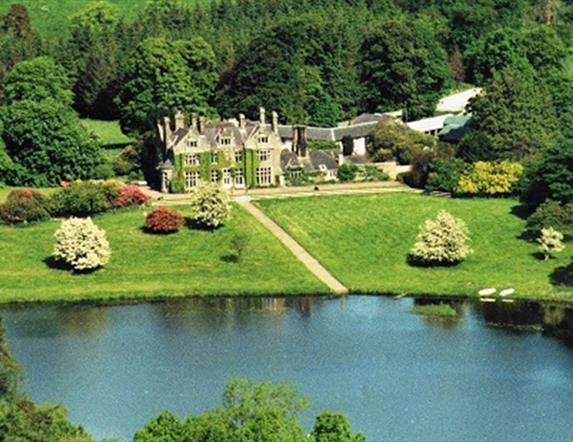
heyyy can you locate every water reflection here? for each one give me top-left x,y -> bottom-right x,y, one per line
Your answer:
408,297 -> 573,347
149,296 -> 325,335
410,298 -> 467,329
58,305 -> 109,336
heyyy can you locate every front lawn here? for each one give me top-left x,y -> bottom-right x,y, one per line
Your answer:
0,204 -> 328,303
255,193 -> 573,302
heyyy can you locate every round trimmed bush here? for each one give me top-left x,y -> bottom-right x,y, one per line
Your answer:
410,210 -> 472,265
189,184 -> 230,229
115,184 -> 149,208
144,207 -> 185,233
53,217 -> 111,271
0,189 -> 50,224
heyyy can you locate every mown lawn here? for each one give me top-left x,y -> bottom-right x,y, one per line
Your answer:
256,193 -> 573,302
0,204 -> 328,303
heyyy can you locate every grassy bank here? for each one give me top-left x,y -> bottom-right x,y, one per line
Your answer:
81,119 -> 133,147
0,1 -> 209,38
0,204 -> 328,303
255,193 -> 573,303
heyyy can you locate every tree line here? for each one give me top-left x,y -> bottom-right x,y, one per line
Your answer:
1,0 -> 573,190
1,0 -> 571,132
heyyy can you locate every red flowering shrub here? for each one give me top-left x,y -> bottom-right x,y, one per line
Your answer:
115,185 -> 149,208
144,207 -> 185,233
0,189 -> 50,224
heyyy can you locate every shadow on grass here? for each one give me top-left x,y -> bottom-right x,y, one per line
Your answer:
530,251 -> 546,261
406,254 -> 462,268
43,256 -> 101,275
139,226 -> 179,235
43,256 -> 70,272
510,203 -> 532,220
550,262 -> 573,287
220,254 -> 239,263
186,218 -> 219,232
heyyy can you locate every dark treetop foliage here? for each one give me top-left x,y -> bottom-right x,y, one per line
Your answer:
359,18 -> 451,120
468,65 -> 559,160
116,36 -> 217,135
3,56 -> 73,106
1,99 -> 102,186
521,140 -> 573,209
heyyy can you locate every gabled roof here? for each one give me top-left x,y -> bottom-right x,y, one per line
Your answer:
169,119 -> 268,149
278,115 -> 394,142
309,149 -> 338,171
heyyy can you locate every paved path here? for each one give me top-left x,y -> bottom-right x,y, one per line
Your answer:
237,198 -> 349,296
150,181 -> 421,206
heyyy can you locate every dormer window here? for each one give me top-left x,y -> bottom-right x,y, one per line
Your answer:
220,137 -> 232,146
259,135 -> 269,144
187,139 -> 197,148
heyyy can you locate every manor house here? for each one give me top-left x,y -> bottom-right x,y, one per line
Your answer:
157,108 -> 283,193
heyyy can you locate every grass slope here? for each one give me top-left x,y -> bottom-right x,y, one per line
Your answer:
0,204 -> 327,303
256,193 -> 573,302
0,1 -> 209,38
81,119 -> 133,148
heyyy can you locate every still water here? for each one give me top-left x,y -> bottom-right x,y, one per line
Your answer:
2,296 -> 573,441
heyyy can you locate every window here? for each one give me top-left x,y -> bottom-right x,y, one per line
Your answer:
256,167 -> 272,186
220,137 -> 232,146
211,170 -> 219,183
184,154 -> 199,166
186,139 -> 197,148
234,150 -> 243,163
185,171 -> 199,191
257,149 -> 270,161
259,135 -> 269,144
162,171 -> 169,191
235,169 -> 245,187
211,152 -> 218,164
222,168 -> 232,186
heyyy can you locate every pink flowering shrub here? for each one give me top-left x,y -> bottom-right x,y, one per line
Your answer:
115,185 -> 149,208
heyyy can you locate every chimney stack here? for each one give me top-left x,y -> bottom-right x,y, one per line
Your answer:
239,113 -> 246,129
198,116 -> 206,134
272,111 -> 279,134
163,116 -> 171,147
259,107 -> 266,127
175,110 -> 185,130
191,113 -> 197,132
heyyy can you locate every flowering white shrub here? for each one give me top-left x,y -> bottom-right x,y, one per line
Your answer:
410,210 -> 472,265
538,227 -> 565,261
189,183 -> 230,229
53,217 -> 111,270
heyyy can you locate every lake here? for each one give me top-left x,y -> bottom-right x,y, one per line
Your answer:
2,296 -> 573,441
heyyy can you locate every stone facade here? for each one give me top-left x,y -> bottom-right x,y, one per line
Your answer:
158,108 -> 284,193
